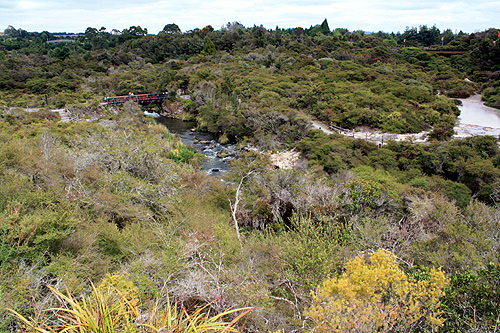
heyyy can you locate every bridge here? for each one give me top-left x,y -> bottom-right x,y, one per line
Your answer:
103,93 -> 169,106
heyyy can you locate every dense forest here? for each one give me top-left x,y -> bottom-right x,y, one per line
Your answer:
1,20 -> 500,332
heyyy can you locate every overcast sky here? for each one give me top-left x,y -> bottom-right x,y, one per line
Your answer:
1,0 -> 499,34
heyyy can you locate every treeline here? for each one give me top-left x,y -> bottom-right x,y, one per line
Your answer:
0,21 -> 483,55
1,22 -> 491,140
1,20 -> 499,119
2,21 -> 499,71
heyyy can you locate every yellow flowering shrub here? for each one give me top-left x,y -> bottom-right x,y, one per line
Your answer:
305,249 -> 448,332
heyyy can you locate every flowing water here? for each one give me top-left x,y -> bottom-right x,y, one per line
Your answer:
155,117 -> 236,176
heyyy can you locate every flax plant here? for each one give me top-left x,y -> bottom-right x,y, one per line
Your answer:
9,281 -> 253,333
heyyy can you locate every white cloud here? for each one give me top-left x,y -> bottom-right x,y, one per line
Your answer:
17,1 -> 38,10
2,0 -> 499,33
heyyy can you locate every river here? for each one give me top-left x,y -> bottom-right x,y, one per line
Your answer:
154,95 -> 500,169
154,117 -> 237,176
455,95 -> 500,137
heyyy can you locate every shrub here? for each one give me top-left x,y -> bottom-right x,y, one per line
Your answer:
440,263 -> 500,332
277,214 -> 351,292
305,249 -> 448,332
165,143 -> 203,165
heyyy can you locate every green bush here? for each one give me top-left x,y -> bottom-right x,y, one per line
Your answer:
276,214 -> 352,292
441,263 -> 500,332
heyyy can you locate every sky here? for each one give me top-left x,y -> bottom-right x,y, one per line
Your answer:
1,0 -> 499,34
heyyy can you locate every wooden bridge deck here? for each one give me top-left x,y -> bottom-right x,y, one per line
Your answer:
103,93 -> 168,106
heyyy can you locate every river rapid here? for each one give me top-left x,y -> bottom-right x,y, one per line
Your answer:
155,117 -> 237,176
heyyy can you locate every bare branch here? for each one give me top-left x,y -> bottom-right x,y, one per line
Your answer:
229,170 -> 254,243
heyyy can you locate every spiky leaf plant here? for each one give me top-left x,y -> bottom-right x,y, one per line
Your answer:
9,276 -> 252,333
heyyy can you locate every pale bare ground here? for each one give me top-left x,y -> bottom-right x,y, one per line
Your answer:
310,120 -> 429,145
310,120 -> 334,135
453,124 -> 500,138
311,120 -> 499,145
311,118 -> 500,145
269,150 -> 301,169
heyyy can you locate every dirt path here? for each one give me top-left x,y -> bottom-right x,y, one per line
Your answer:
310,120 -> 334,135
310,120 -> 429,145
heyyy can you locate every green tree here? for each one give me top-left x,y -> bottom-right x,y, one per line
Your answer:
201,37 -> 216,55
319,19 -> 330,35
162,23 -> 181,34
